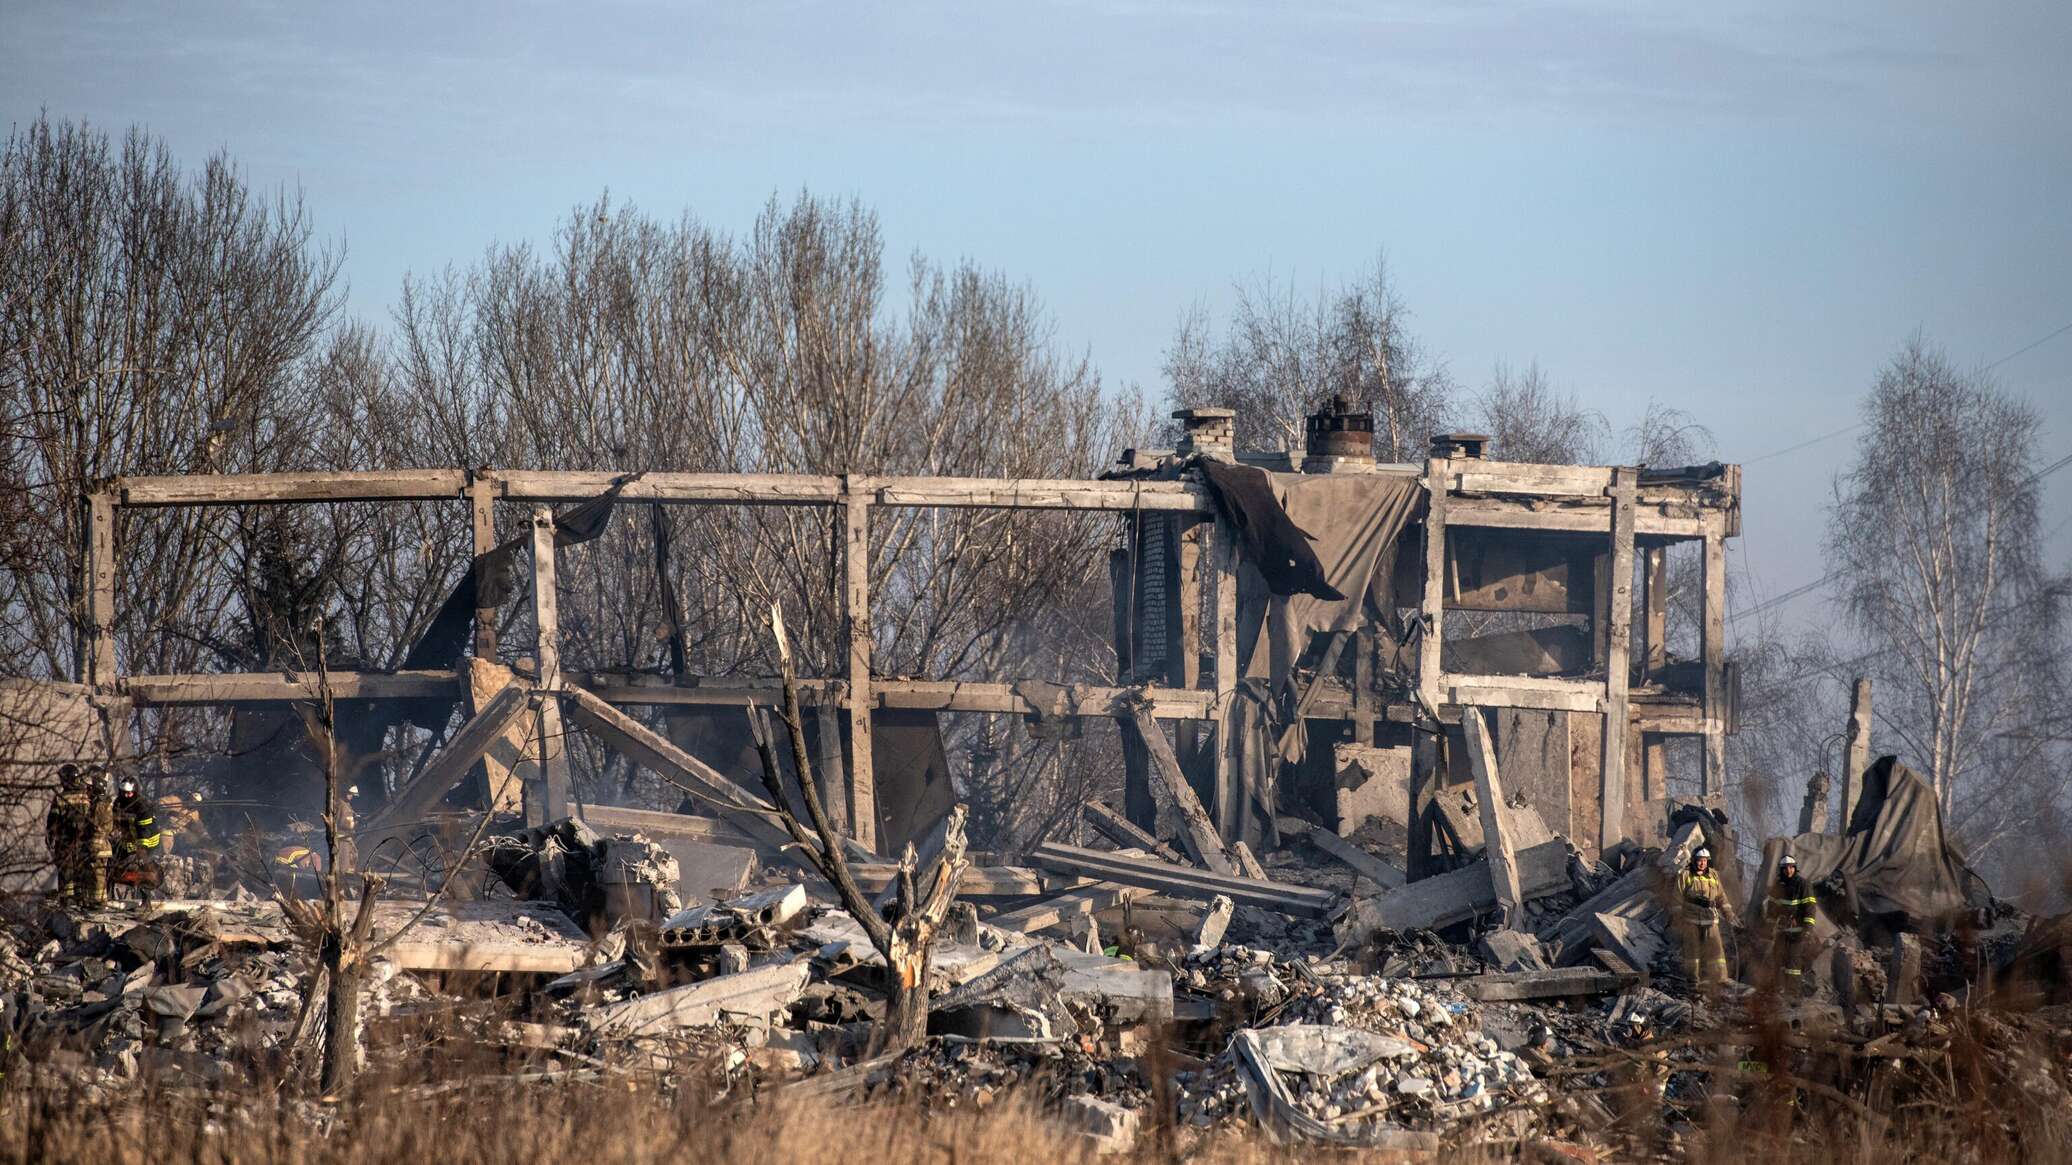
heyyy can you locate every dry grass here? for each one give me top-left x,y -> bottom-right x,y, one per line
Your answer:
4,1044 -> 2069,1165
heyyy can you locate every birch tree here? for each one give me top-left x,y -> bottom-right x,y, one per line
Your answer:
1825,336 -> 2066,850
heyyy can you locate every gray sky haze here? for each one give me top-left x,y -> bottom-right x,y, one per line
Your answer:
5,0 -> 2069,628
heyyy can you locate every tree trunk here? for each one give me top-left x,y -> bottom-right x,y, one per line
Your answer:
318,934 -> 363,1093
875,931 -> 936,1055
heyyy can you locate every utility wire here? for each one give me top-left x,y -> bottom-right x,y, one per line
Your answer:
1982,318 -> 2072,372
1732,447 -> 2072,620
1738,317 -> 2072,466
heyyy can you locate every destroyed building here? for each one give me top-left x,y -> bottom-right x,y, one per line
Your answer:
5,397 -> 2068,1160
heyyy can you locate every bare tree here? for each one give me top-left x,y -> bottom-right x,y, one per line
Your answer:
0,115 -> 341,689
1470,362 -> 1607,464
752,604 -> 966,1054
391,193 -> 1149,834
1824,336 -> 2068,859
1164,258 -> 1455,460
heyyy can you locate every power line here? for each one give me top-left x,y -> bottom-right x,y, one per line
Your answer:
1982,318 -> 2072,372
1743,421 -> 1862,465
1729,447 -> 2072,620
1738,317 -> 2072,466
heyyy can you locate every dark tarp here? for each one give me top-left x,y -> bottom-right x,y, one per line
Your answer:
1258,472 -> 1424,696
1193,464 -> 1424,843
1773,755 -> 1992,930
1198,459 -> 1344,601
348,478 -> 640,791
871,708 -> 958,855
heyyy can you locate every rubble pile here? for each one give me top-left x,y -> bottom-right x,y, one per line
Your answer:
5,782 -> 2070,1163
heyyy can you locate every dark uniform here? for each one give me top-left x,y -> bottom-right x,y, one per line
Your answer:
43,765 -> 107,908
111,783 -> 164,900
1764,864 -> 1819,996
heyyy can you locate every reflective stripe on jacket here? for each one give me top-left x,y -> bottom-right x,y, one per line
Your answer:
1679,870 -> 1724,927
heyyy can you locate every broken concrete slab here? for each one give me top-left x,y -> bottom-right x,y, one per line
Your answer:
1477,929 -> 1549,973
1194,895 -> 1234,951
660,884 -> 809,949
1459,965 -> 1624,1002
1343,839 -> 1569,937
1585,911 -> 1664,974
1277,817 -> 1404,889
660,839 -> 759,902
988,884 -> 1138,935
586,961 -> 810,1037
1060,1094 -> 1140,1155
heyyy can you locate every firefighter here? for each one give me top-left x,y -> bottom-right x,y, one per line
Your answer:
1676,847 -> 1733,988
43,764 -> 105,908
110,775 -> 164,902
88,768 -> 116,904
1764,854 -> 1819,997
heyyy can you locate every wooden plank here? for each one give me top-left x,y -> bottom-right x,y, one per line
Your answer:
122,670 -> 461,704
470,471 -> 499,658
1276,817 -> 1404,889
843,484 -> 876,852
116,469 -> 468,506
1128,703 -> 1235,874
1462,709 -> 1525,925
1600,468 -> 1636,850
1212,515 -> 1242,839
556,685 -> 797,854
359,683 -> 534,845
1083,801 -> 1188,865
87,491 -> 118,689
1700,510 -> 1727,796
1419,456 -> 1448,709
1026,843 -> 1339,918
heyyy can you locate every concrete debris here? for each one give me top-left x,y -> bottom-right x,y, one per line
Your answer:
659,885 -> 809,950
1059,1093 -> 1141,1155
5,782 -> 2065,1162
584,961 -> 812,1037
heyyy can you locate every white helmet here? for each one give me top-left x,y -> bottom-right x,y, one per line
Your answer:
1694,848 -> 1711,861
1780,853 -> 1798,868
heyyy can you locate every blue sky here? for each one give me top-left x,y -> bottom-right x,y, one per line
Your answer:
5,0 -> 2069,629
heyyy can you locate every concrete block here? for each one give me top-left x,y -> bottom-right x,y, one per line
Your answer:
1060,1094 -> 1139,1155
660,839 -> 759,902
1333,743 -> 1412,837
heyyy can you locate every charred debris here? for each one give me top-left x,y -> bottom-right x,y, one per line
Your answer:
6,400 -> 2069,1160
